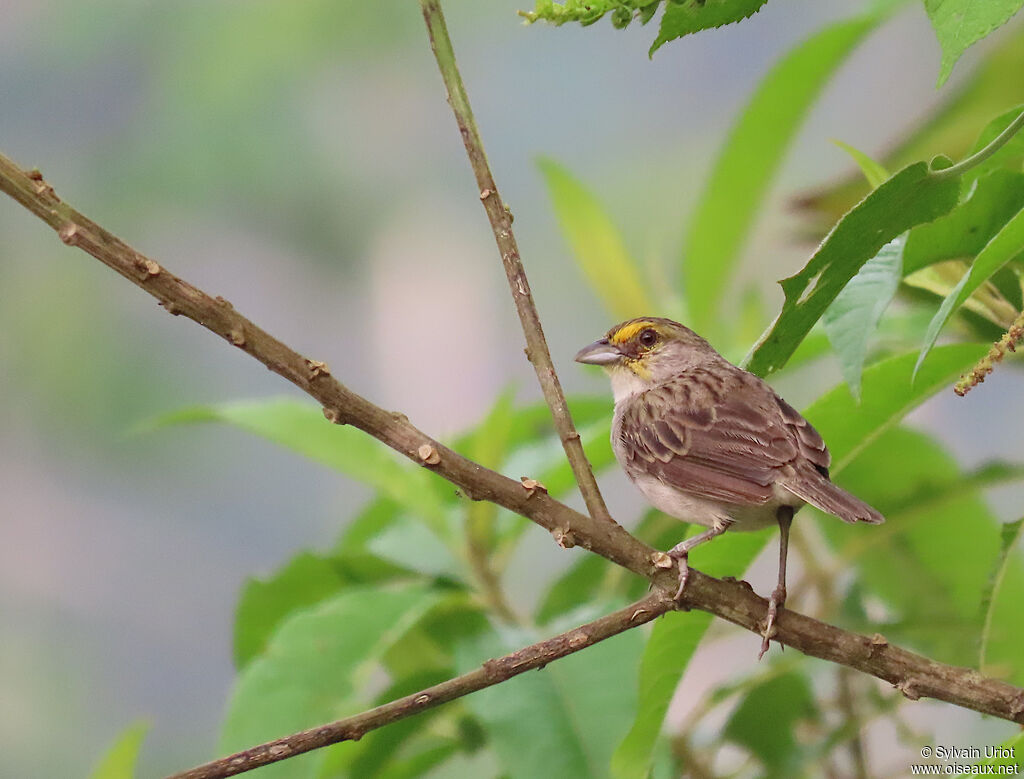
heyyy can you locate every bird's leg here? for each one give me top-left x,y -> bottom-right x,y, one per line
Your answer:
760,505 -> 794,660
666,522 -> 730,602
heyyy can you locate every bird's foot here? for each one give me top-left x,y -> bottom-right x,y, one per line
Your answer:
759,584 -> 787,660
668,551 -> 690,603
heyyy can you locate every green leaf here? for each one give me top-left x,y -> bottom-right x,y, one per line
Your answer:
456,609 -> 644,779
538,157 -> 654,319
832,139 -> 891,188
535,553 -> 606,625
682,9 -> 891,336
330,498 -> 435,588
924,0 -> 1024,86
822,427 -> 1005,664
803,343 -> 988,469
915,205 -> 1024,376
374,743 -> 461,779
233,552 -> 347,669
903,170 -> 1024,276
611,531 -> 768,779
88,721 -> 149,779
796,33 -> 1024,225
220,585 -> 441,779
822,234 -> 904,400
153,398 -> 450,537
745,161 -> 961,377
980,518 -> 1024,677
723,672 -> 818,774
366,518 -> 464,580
651,0 -> 767,54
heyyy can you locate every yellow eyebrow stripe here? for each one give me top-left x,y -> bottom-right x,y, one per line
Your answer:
610,320 -> 657,344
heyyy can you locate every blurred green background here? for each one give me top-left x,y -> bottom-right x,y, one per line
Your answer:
1,1 -> 1022,776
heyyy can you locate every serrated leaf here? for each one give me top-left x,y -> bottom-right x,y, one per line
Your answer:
924,0 -> 1024,86
915,205 -> 1024,377
220,585 -> 440,779
745,161 -> 961,377
651,0 -> 767,54
538,157 -> 654,318
456,608 -> 644,779
233,552 -> 347,669
683,8 -> 898,337
980,518 -> 1024,676
904,170 -> 1024,276
152,398 -> 451,538
822,235 -> 904,400
88,721 -> 149,779
832,139 -> 890,188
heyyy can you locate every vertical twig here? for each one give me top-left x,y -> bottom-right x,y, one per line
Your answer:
419,0 -> 615,527
836,667 -> 870,779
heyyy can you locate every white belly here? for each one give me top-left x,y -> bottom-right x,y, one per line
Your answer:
630,473 -> 784,531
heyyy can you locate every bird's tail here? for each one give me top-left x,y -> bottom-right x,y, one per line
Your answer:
783,471 -> 884,525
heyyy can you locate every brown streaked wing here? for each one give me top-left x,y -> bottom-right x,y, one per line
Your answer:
774,393 -> 830,476
618,371 -> 800,506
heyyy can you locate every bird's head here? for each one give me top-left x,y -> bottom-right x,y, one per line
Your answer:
574,317 -> 720,400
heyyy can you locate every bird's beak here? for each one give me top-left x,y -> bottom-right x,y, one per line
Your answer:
574,338 -> 623,366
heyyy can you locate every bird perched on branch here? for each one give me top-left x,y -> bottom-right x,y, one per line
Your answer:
575,317 -> 883,657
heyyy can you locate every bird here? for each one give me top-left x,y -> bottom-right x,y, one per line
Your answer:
575,317 -> 883,657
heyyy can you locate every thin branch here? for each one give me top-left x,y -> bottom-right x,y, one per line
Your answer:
165,591 -> 675,779
836,667 -> 869,779
419,0 -> 615,527
1,155 -> 1023,777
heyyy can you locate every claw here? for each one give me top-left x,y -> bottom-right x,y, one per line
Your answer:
759,584 -> 786,660
673,554 -> 690,601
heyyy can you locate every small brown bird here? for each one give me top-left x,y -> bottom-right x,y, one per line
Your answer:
575,317 -> 883,656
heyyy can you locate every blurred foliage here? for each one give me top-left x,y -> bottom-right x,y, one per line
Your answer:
87,721 -> 149,779
796,23 -> 1024,227
78,0 -> 1024,776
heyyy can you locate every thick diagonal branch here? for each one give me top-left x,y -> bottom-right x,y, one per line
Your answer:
420,0 -> 614,527
1,154 -> 1023,778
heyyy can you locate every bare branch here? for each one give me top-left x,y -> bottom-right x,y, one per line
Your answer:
1,154 -> 1023,777
166,591 -> 676,779
419,0 -> 615,527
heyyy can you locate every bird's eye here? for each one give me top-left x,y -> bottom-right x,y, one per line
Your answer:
638,328 -> 658,348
